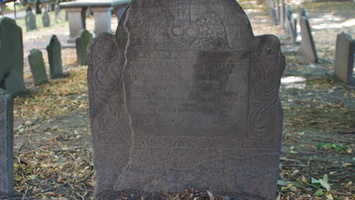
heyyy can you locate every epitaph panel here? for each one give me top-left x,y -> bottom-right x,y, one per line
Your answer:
88,0 -> 285,199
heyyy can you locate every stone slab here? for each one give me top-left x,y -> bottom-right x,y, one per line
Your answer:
0,17 -> 24,96
28,48 -> 49,85
47,35 -> 64,78
88,0 -> 285,199
25,11 -> 37,31
334,32 -> 355,85
0,89 -> 14,197
298,14 -> 318,63
42,10 -> 50,27
75,29 -> 92,65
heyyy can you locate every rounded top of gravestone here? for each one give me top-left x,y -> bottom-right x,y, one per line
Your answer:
115,0 -> 254,52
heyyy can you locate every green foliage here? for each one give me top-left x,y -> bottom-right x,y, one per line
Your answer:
317,142 -> 347,152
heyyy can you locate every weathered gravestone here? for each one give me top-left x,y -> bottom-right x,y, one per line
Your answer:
334,32 -> 355,85
25,10 -> 37,31
75,29 -> 92,65
88,0 -> 285,199
28,49 -> 49,85
0,89 -> 14,197
285,5 -> 297,44
42,10 -> 50,27
0,17 -> 24,96
298,8 -> 318,63
47,35 -> 64,78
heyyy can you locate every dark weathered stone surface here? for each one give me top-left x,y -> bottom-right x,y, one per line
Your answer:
334,32 -> 355,85
0,17 -> 24,96
28,49 -> 49,85
42,10 -> 50,27
285,6 -> 297,44
47,35 -> 63,78
298,13 -> 318,63
75,29 -> 92,65
88,0 -> 285,199
25,11 -> 37,31
0,89 -> 14,197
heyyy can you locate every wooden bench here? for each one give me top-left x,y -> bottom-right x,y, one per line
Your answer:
59,0 -> 131,46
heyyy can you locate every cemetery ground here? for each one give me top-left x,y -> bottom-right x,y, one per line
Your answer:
7,0 -> 354,199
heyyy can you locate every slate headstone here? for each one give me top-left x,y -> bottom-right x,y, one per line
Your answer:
0,89 -> 14,197
334,32 -> 355,85
75,29 -> 92,65
285,6 -> 297,44
88,0 -> 285,199
47,35 -> 63,78
42,10 -> 50,27
0,17 -> 24,96
28,49 -> 49,85
298,12 -> 318,63
35,0 -> 41,14
25,11 -> 37,31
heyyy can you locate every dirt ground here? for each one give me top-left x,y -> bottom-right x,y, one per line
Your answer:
5,0 -> 355,199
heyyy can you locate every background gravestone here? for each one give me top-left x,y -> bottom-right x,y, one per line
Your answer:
298,11 -> 318,63
0,17 -> 25,96
88,0 -> 285,199
334,32 -> 355,85
28,48 -> 49,85
47,35 -> 64,78
0,89 -> 14,197
75,29 -> 92,65
42,10 -> 50,27
25,11 -> 37,31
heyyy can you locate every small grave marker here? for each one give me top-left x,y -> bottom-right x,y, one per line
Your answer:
0,17 -> 24,95
28,49 -> 49,85
88,0 -> 285,199
0,89 -> 14,197
298,9 -> 318,63
334,32 -> 355,85
75,29 -> 92,65
47,35 -> 64,78
42,10 -> 50,27
25,10 -> 37,31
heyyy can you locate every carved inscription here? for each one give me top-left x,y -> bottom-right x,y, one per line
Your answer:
126,54 -> 249,137
88,0 -> 285,198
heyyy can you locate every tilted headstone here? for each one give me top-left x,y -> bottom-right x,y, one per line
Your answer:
42,10 -> 50,27
334,32 -> 355,85
75,29 -> 92,65
0,17 -> 24,96
28,49 -> 49,85
88,0 -> 285,199
298,10 -> 318,63
25,10 -> 37,31
285,6 -> 297,44
47,35 -> 64,78
0,89 -> 14,197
